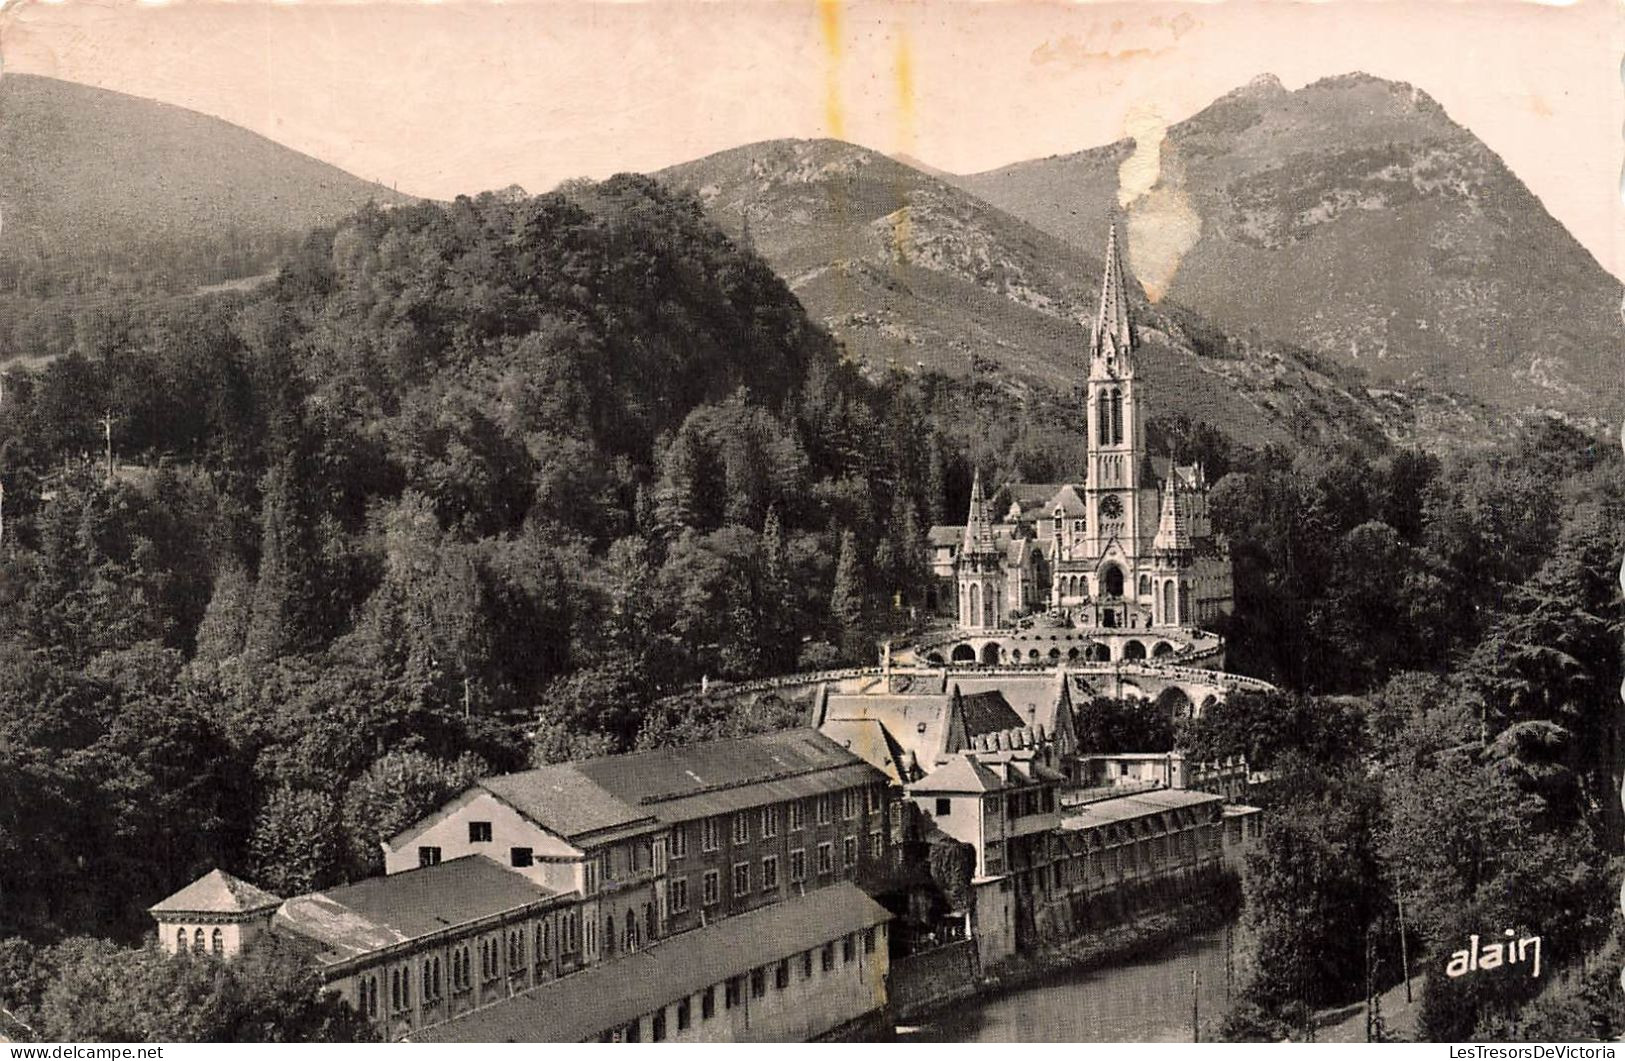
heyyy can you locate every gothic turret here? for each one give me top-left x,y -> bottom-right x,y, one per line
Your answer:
1153,473 -> 1192,553
956,467 -> 1006,630
961,467 -> 996,555
1089,221 -> 1135,378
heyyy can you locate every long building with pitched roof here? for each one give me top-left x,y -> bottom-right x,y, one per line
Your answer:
148,728 -> 896,1042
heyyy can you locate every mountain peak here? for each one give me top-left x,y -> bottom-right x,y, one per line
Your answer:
1238,72 -> 1287,98
1299,72 -> 1449,118
953,74 -> 1623,429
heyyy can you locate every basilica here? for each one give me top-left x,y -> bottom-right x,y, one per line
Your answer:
928,224 -> 1234,654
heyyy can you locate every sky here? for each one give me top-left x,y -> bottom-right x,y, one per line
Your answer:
2,0 -> 1622,276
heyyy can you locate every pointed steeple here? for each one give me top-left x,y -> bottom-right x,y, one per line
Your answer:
961,467 -> 996,554
1089,221 -> 1135,371
1153,470 -> 1191,552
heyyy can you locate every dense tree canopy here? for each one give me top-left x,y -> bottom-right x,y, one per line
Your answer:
0,180 -> 948,950
0,176 -> 1619,1042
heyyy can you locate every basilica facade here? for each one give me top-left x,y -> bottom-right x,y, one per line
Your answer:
929,225 -> 1234,645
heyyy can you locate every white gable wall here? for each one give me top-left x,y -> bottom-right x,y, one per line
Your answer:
383,789 -> 584,893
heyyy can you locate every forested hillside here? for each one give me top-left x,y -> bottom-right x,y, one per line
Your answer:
1180,418 -> 1625,1039
0,176 -> 1618,1041
0,176 -> 968,947
0,74 -> 412,366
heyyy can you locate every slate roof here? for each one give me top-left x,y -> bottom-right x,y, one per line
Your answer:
993,482 -> 1094,522
480,769 -> 652,843
149,869 -> 283,916
948,672 -> 1073,737
981,751 -> 1066,786
1148,456 -> 1201,491
1123,788 -> 1226,811
819,718 -> 915,783
958,690 -> 1024,738
410,883 -> 891,1043
906,754 -> 1005,794
481,730 -> 882,840
824,682 -> 1071,782
909,749 -> 1064,795
926,525 -> 963,548
273,856 -> 555,965
1060,788 -> 1223,831
823,694 -> 953,769
645,762 -> 885,821
993,482 -> 1064,519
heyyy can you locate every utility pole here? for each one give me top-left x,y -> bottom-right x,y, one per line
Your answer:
96,411 -> 117,483
1224,919 -> 1235,1002
1397,891 -> 1413,1004
1191,957 -> 1200,1042
1365,925 -> 1375,1042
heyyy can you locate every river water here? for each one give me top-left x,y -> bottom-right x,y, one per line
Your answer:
894,923 -> 1239,1042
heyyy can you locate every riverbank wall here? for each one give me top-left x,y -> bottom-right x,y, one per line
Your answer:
888,939 -> 981,1016
890,872 -> 1243,1025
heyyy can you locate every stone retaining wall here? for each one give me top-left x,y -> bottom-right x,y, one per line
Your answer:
888,939 -> 981,1019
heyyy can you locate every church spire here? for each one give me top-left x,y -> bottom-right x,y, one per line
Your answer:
1089,221 -> 1135,371
962,467 -> 996,554
1153,469 -> 1190,553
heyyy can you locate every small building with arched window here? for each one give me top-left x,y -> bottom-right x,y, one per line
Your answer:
149,869 -> 284,960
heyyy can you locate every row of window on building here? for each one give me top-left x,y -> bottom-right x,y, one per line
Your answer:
418,787 -> 884,875
173,927 -> 224,956
355,906 -> 592,1022
677,789 -> 880,858
602,928 -> 879,1043
666,832 -> 881,913
933,789 -> 1055,821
